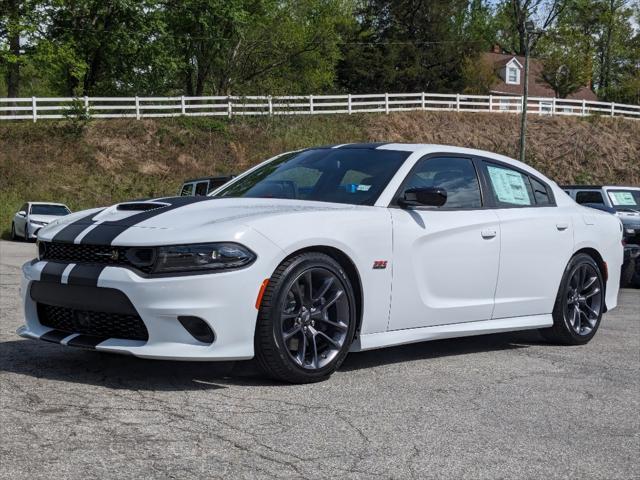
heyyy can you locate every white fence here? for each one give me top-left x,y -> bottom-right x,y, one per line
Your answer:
1,93 -> 639,121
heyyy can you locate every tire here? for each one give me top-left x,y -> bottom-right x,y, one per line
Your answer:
621,259 -> 635,288
540,253 -> 605,345
10,223 -> 17,241
254,252 -> 357,384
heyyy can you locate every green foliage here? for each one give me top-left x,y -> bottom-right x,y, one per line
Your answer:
0,0 -> 638,104
462,55 -> 498,94
62,97 -> 91,136
537,24 -> 592,98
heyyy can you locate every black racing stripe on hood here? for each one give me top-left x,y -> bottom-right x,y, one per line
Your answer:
40,262 -> 68,283
52,209 -> 106,243
66,264 -> 106,287
80,196 -> 218,245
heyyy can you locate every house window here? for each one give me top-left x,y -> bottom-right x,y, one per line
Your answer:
507,66 -> 519,84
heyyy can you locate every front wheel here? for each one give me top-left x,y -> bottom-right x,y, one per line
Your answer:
255,252 -> 357,383
10,223 -> 17,241
540,253 -> 605,345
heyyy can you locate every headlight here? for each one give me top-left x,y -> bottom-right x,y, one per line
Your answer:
154,243 -> 256,273
30,220 -> 47,226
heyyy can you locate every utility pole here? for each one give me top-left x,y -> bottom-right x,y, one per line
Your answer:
518,20 -> 536,164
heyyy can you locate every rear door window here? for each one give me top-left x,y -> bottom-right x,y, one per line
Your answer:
485,163 -> 533,206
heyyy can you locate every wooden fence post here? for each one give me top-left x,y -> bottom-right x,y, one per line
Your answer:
385,93 -> 389,114
610,103 -> 615,117
228,96 -> 232,118
348,94 -> 352,115
489,95 -> 492,112
84,96 -> 89,116
135,96 -> 140,120
456,93 -> 460,112
421,92 -> 426,110
181,96 -> 186,115
268,96 -> 273,116
32,97 -> 37,122
309,94 -> 314,114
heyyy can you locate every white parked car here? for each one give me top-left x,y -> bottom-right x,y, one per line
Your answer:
18,144 -> 623,383
11,202 -> 71,241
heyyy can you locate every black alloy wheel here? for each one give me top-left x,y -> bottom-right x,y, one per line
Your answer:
541,253 -> 605,345
255,252 -> 357,383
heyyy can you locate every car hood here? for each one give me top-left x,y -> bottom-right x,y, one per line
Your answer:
39,197 -> 364,245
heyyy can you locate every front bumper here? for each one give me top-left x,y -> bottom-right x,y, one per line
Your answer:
18,248 -> 280,360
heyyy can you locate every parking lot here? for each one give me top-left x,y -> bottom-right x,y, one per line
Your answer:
0,238 -> 638,479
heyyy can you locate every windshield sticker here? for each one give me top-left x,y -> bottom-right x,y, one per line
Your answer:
487,166 -> 530,205
609,191 -> 637,206
357,184 -> 371,192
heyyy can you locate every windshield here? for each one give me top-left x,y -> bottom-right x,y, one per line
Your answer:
30,204 -> 70,216
606,189 -> 640,212
215,148 -> 410,206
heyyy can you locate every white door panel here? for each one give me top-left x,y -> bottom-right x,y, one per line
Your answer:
492,208 -> 574,318
389,209 -> 501,330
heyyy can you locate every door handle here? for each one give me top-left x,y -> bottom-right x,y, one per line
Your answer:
481,228 -> 497,239
556,223 -> 569,231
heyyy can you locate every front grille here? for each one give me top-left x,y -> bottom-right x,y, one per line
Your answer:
38,303 -> 149,341
40,242 -> 155,274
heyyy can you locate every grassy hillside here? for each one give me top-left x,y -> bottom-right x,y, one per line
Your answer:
1,112 -> 639,238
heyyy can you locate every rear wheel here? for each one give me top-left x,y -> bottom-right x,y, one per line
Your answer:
540,253 -> 604,345
10,223 -> 17,241
255,252 -> 357,383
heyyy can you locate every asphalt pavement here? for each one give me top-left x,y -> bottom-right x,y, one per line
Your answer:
1,239 -> 638,479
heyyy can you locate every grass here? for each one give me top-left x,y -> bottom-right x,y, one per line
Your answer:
1,111 -> 638,238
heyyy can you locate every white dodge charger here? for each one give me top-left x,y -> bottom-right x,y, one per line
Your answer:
18,144 -> 623,383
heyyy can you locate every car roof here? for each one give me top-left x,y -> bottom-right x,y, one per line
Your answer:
29,202 -> 68,206
318,142 -> 544,178
562,185 -> 640,190
182,176 -> 231,183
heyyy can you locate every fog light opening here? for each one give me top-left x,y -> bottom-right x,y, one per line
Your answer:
178,316 -> 215,344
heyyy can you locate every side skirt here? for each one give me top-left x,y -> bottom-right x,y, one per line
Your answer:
350,314 -> 553,352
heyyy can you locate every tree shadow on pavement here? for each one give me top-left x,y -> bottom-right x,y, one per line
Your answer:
0,330 -> 547,390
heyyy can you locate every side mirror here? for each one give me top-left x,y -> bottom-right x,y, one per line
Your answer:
17,210 -> 26,217
399,187 -> 447,208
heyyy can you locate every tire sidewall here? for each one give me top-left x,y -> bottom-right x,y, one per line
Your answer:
555,253 -> 604,343
263,254 -> 357,381
10,223 -> 16,241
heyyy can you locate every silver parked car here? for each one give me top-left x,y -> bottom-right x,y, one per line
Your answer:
11,202 -> 71,241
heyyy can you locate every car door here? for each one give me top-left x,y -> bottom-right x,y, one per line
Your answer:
480,160 -> 574,318
14,203 -> 28,236
388,156 -> 501,330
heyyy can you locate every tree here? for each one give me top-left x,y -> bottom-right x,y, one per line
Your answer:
47,0 -> 174,96
0,0 -> 42,97
494,0 -> 567,55
538,29 -> 592,97
337,0 -> 489,93
461,55 -> 498,94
